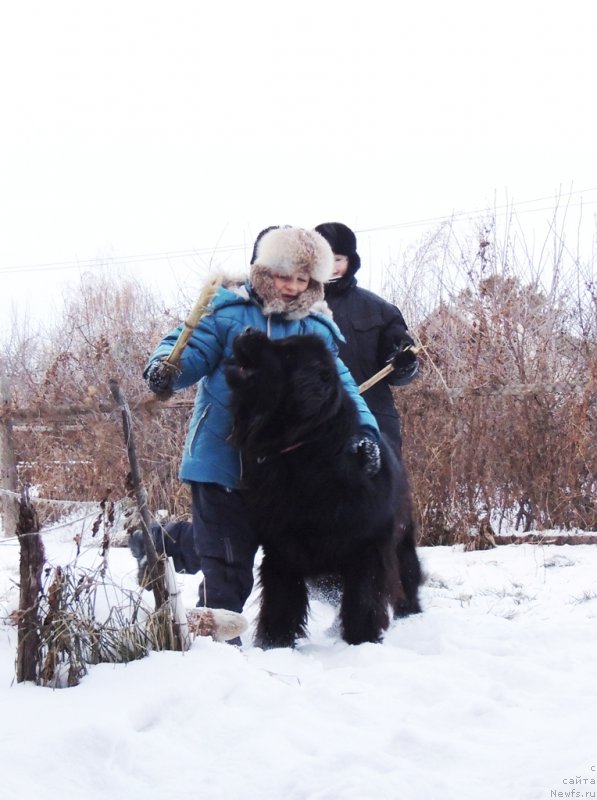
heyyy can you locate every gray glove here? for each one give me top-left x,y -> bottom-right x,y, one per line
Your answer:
146,359 -> 179,399
350,434 -> 381,477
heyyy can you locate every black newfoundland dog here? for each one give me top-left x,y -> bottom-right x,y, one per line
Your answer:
226,330 -> 422,648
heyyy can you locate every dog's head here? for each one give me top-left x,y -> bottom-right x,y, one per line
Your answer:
226,330 -> 346,455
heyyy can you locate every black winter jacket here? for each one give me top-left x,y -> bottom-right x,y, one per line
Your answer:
325,275 -> 414,451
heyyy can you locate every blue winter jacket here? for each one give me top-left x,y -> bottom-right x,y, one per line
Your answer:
144,283 -> 379,489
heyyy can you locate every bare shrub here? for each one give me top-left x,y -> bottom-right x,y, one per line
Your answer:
388,211 -> 596,544
6,271 -> 192,523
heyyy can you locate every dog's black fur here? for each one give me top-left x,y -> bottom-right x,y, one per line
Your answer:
226,330 -> 422,648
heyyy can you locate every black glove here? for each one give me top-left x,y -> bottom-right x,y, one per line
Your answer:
350,434 -> 381,477
388,337 -> 419,386
146,359 -> 179,399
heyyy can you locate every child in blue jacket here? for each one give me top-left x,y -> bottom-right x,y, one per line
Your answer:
131,227 -> 380,621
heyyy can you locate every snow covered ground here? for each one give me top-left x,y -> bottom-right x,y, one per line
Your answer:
1,517 -> 596,800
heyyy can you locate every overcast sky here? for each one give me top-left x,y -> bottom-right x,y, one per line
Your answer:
1,0 -> 595,331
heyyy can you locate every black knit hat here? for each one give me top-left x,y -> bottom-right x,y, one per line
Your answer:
314,222 -> 361,276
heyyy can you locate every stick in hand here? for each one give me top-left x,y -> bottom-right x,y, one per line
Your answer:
359,344 -> 419,394
148,275 -> 223,401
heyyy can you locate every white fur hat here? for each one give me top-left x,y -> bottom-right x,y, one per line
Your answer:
252,227 -> 334,283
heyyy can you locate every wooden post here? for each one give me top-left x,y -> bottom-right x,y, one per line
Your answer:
108,380 -> 171,615
0,374 -> 19,537
16,491 -> 45,683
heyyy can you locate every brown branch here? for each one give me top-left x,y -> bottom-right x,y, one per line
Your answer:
164,275 -> 222,367
108,380 -> 170,614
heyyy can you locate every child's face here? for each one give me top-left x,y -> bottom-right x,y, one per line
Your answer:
273,271 -> 310,301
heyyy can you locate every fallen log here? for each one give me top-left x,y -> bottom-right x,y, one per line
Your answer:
496,533 -> 597,546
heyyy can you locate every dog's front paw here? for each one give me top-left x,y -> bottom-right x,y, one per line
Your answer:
253,630 -> 298,650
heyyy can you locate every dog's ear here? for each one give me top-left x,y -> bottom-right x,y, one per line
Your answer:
232,328 -> 274,358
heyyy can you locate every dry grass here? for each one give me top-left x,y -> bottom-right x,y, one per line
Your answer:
13,559 -> 180,688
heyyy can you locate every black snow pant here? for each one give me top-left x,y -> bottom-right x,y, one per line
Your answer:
374,411 -> 403,456
154,481 -> 259,615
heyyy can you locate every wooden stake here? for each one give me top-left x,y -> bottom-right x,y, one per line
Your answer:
108,380 -> 171,616
15,491 -> 45,683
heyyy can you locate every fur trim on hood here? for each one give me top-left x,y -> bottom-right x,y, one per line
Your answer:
250,227 -> 334,319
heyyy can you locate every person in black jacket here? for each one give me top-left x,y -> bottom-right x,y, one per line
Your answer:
315,222 -> 419,453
